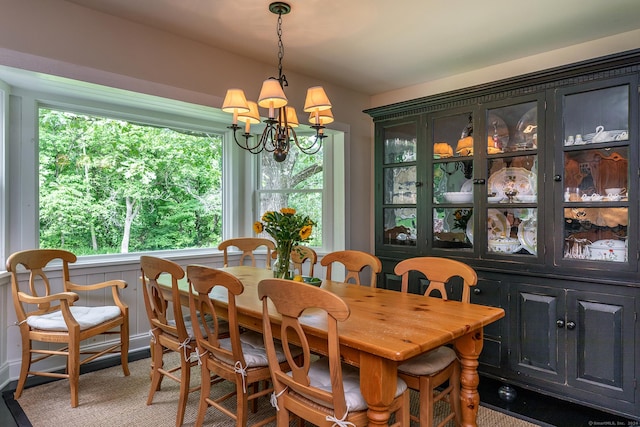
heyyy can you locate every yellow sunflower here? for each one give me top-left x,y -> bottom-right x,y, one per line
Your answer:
299,225 -> 313,240
253,221 -> 263,233
281,207 -> 296,215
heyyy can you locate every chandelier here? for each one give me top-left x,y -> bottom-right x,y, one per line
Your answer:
222,2 -> 333,162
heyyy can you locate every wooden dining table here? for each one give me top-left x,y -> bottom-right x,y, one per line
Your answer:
160,265 -> 504,427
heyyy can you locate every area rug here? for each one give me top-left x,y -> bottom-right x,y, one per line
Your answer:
6,354 -> 542,426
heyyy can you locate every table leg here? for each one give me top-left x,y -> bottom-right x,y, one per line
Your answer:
454,328 -> 484,427
359,352 -> 397,426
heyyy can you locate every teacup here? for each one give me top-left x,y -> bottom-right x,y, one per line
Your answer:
605,187 -> 626,196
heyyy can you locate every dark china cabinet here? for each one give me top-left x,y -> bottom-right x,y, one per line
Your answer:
365,49 -> 640,420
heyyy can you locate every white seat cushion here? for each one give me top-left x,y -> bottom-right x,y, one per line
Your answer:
301,357 -> 407,412
397,346 -> 457,376
26,306 -> 122,331
217,331 -> 289,368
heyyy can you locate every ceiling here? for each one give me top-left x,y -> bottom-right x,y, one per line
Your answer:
52,1 -> 640,95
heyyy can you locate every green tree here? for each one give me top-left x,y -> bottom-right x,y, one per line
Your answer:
39,109 -> 222,254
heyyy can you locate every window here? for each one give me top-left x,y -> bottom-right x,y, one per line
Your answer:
2,66 -> 344,259
256,137 -> 324,247
38,107 -> 223,255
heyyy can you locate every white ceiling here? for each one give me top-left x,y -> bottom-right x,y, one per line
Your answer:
53,0 -> 640,95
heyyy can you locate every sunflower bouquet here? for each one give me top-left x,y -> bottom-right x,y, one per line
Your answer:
253,207 -> 315,278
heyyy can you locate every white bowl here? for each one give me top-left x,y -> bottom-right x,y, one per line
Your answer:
488,195 -> 504,203
443,192 -> 473,203
488,238 -> 521,254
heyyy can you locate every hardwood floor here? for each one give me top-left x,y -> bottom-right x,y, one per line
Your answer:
1,352 -> 636,427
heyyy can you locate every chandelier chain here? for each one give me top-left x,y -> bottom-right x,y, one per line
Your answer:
276,12 -> 287,87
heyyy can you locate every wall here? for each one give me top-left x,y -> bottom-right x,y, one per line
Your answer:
372,29 -> 640,108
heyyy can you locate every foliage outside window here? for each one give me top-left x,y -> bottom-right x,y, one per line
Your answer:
39,108 -> 223,255
257,139 -> 323,247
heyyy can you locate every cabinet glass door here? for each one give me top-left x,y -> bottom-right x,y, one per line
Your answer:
381,121 -> 417,247
560,84 -> 629,263
485,101 -> 540,257
432,112 -> 474,250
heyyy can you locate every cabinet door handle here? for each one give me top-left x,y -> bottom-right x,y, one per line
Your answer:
473,179 -> 486,185
473,288 -> 481,295
566,321 -> 576,330
556,319 -> 565,328
553,175 -> 562,182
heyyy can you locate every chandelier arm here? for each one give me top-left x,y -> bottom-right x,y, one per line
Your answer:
296,138 -> 323,155
257,125 -> 278,154
229,125 -> 265,153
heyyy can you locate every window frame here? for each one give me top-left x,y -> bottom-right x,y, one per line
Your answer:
1,67 -> 344,262
255,135 -> 333,252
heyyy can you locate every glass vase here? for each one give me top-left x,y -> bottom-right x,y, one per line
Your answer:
273,240 -> 294,279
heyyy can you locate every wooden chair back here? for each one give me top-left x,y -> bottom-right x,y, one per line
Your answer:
394,256 -> 477,302
218,237 -> 275,269
258,278 -> 352,419
140,256 -> 189,344
320,250 -> 382,287
290,245 -> 318,277
7,249 -> 78,321
187,265 -> 245,367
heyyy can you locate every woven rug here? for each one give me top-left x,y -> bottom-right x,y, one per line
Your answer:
8,354 -> 541,426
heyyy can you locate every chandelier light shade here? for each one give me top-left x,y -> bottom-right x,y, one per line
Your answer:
237,101 -> 261,133
309,109 -> 334,125
303,86 -> 332,113
223,2 -> 333,162
222,89 -> 250,125
258,79 -> 288,115
284,106 -> 299,127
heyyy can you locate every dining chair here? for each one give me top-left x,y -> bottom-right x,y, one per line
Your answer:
218,237 -> 276,269
394,256 -> 478,427
258,278 -> 409,427
140,255 -> 202,426
6,249 -> 129,408
187,265 -> 290,427
290,245 -> 318,277
320,249 -> 382,287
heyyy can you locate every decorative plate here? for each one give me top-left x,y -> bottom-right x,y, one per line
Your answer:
487,209 -> 509,240
518,217 -> 537,255
488,167 -> 536,198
